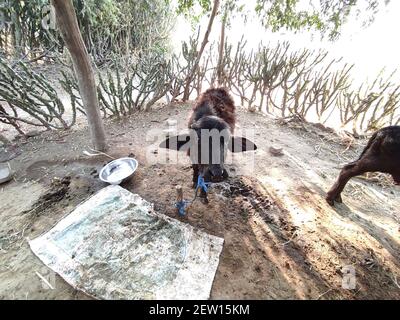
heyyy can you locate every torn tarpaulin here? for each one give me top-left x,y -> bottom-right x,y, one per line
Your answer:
29,185 -> 224,300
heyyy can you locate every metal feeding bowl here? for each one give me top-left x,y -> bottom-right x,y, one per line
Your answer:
0,163 -> 12,184
99,157 -> 138,185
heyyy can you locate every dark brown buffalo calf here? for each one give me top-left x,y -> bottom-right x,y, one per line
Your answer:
160,87 -> 257,203
326,126 -> 400,206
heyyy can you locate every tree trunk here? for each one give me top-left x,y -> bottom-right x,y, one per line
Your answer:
182,0 -> 220,101
10,7 -> 23,56
51,0 -> 106,151
0,133 -> 10,145
216,11 -> 227,86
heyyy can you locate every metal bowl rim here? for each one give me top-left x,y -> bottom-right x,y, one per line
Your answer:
99,157 -> 138,183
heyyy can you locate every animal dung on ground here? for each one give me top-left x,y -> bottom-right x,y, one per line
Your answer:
29,185 -> 223,300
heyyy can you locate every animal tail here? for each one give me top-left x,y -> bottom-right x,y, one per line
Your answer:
357,131 -> 379,160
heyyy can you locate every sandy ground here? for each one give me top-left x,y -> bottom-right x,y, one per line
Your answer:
0,103 -> 400,300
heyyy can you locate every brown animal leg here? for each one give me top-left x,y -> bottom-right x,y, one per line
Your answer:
326,159 -> 377,206
392,173 -> 400,185
200,189 -> 209,204
223,168 -> 229,179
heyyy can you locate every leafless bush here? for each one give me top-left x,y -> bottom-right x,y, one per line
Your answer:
1,36 -> 399,137
337,71 -> 400,133
166,32 -> 202,103
202,38 -> 400,134
61,52 -> 173,118
0,57 -> 76,135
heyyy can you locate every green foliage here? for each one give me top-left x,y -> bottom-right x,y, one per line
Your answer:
255,0 -> 388,40
171,0 -> 388,40
75,0 -> 120,34
168,0 -> 212,26
75,0 -> 174,65
256,0 -> 323,32
0,0 -> 173,65
175,0 -> 211,14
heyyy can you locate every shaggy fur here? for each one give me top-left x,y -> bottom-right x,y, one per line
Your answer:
188,87 -> 236,132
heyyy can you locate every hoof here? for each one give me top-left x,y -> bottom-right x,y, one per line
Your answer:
326,193 -> 342,206
200,197 -> 209,204
326,197 -> 335,206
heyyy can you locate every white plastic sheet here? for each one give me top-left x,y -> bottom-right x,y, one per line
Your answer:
29,185 -> 223,300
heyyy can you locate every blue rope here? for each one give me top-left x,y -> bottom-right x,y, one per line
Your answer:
175,200 -> 190,216
196,174 -> 210,193
174,173 -> 211,216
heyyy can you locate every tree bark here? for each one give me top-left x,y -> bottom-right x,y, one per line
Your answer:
216,11 -> 227,86
0,133 -> 10,145
51,0 -> 106,151
10,5 -> 23,56
182,0 -> 220,101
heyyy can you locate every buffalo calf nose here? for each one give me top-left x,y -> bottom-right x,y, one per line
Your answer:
210,166 -> 223,178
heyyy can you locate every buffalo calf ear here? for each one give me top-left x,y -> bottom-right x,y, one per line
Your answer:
190,121 -> 201,130
228,136 -> 257,152
159,134 -> 191,151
